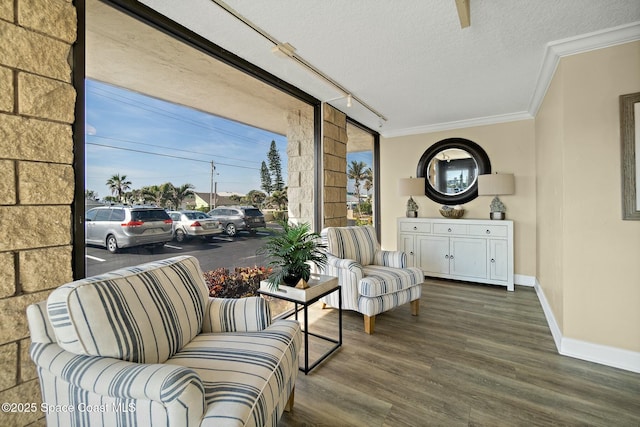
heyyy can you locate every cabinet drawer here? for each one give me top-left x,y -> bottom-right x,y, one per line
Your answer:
399,221 -> 431,233
468,224 -> 507,237
433,223 -> 468,235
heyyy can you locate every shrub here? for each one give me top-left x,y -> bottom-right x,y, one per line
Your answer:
203,266 -> 272,298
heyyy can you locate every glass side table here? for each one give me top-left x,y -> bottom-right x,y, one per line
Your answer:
258,274 -> 341,374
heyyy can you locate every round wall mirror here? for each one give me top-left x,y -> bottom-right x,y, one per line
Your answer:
417,138 -> 491,204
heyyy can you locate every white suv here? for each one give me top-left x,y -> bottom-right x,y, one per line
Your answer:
85,206 -> 173,253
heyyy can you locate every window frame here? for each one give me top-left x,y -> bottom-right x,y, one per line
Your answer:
73,0 -> 322,279
346,117 -> 381,241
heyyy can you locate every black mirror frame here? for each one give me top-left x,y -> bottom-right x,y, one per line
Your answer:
416,138 -> 491,205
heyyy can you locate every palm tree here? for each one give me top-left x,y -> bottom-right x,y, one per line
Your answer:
363,167 -> 373,196
106,173 -> 132,203
243,190 -> 266,207
85,189 -> 99,200
141,183 -> 174,208
348,160 -> 368,217
172,183 -> 195,210
269,189 -> 288,211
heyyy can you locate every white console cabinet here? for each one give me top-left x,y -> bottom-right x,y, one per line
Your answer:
398,217 -> 514,291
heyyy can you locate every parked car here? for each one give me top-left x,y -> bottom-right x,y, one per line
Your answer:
207,206 -> 266,237
85,205 -> 173,253
168,210 -> 223,243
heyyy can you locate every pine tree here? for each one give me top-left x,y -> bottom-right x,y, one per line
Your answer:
260,161 -> 272,195
267,140 -> 284,192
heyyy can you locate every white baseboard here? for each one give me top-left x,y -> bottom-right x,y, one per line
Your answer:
534,278 -> 640,373
514,274 -> 535,287
533,278 -> 564,352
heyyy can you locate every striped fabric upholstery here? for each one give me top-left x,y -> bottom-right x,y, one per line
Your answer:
374,250 -> 406,268
322,226 -> 379,266
47,256 -> 209,364
26,256 -> 302,427
168,321 -> 301,427
320,254 -> 363,311
359,265 -> 424,297
28,302 -> 207,427
358,283 -> 423,317
203,297 -> 272,333
320,226 -> 424,324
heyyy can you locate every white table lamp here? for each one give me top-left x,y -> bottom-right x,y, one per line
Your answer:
398,177 -> 425,217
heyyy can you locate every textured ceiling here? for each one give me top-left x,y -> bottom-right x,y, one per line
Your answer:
129,0 -> 639,136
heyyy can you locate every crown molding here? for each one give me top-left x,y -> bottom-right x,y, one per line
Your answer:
528,21 -> 640,116
383,21 -> 640,139
382,111 -> 533,138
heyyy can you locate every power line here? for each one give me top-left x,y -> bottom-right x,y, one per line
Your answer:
87,85 -> 279,145
86,142 -> 261,170
88,134 -> 262,165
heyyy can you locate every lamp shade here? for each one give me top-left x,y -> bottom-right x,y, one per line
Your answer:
478,173 -> 515,196
398,177 -> 425,196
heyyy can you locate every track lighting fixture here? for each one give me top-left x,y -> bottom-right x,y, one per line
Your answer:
211,0 -> 387,123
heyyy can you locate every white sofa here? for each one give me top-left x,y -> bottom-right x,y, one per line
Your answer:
27,255 -> 301,427
319,226 -> 423,334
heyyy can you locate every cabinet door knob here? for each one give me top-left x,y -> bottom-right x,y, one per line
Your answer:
410,251 -> 414,255
486,229 -> 491,234
445,254 -> 449,259
448,228 -> 452,232
491,258 -> 496,263
449,255 -> 454,260
413,226 -> 417,230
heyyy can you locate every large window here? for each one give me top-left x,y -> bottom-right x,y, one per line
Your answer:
81,0 -> 318,291
346,120 -> 378,229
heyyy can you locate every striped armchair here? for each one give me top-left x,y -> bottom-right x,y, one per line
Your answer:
27,256 -> 301,427
319,226 -> 423,334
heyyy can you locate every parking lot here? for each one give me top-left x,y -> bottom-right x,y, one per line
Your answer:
85,224 -> 280,277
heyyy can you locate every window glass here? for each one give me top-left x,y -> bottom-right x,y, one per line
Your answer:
110,209 -> 125,222
346,122 -> 376,228
84,0 -> 316,319
86,209 -> 97,221
94,209 -> 111,221
130,209 -> 170,222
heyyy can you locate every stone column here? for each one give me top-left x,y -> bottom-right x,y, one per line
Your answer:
323,104 -> 348,227
286,108 -> 315,226
0,1 -> 77,425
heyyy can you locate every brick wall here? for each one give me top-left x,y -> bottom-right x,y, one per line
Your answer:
322,104 -> 348,227
0,1 -> 77,426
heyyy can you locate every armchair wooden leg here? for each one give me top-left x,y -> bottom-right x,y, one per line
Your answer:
284,387 -> 295,412
364,315 -> 375,334
321,303 -> 327,309
411,299 -> 420,316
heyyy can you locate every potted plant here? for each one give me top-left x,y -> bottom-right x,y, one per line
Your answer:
490,197 -> 506,220
257,221 -> 327,290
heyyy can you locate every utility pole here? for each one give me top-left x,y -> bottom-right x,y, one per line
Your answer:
210,161 -> 215,210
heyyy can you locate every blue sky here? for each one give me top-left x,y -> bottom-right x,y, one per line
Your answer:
85,79 -> 372,199
85,79 -> 288,199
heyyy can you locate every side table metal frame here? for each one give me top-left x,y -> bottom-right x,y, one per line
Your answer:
258,285 -> 342,374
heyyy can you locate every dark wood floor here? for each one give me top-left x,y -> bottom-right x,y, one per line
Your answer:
278,279 -> 640,427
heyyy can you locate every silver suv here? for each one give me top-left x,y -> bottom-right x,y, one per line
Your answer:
207,206 -> 266,236
85,206 -> 173,253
